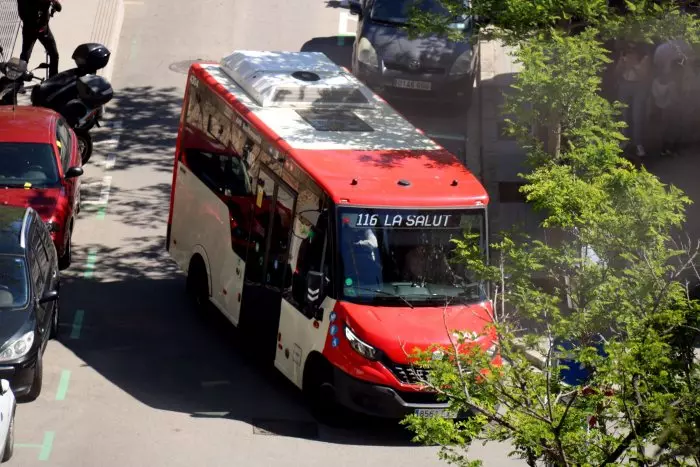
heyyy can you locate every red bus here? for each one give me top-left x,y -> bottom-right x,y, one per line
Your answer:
167,50 -> 496,419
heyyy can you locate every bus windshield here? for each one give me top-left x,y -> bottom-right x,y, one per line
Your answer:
337,207 -> 487,307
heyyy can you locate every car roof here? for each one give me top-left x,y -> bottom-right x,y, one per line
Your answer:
0,106 -> 57,144
0,206 -> 31,255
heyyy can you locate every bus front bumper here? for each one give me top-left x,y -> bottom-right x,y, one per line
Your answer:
332,367 -> 462,420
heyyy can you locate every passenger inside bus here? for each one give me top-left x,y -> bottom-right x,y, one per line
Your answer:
402,242 -> 464,286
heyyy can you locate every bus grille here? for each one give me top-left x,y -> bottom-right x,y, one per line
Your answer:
388,363 -> 431,385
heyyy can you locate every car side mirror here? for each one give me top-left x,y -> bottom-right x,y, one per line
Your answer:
39,289 -> 59,304
305,271 -> 326,319
0,379 -> 9,395
65,166 -> 84,179
348,0 -> 362,16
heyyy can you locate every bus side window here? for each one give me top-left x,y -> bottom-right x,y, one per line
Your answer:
285,200 -> 332,316
184,148 -> 254,257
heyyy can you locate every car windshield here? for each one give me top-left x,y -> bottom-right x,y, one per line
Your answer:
0,143 -> 60,189
370,0 -> 466,26
337,207 -> 487,307
0,256 -> 29,309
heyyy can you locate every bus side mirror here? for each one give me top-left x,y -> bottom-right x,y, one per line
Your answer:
305,271 -> 325,319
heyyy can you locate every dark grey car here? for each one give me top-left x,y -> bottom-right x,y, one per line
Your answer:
349,0 -> 476,106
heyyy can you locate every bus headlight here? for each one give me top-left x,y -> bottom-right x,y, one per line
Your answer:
0,331 -> 35,362
344,325 -> 380,361
357,37 -> 379,69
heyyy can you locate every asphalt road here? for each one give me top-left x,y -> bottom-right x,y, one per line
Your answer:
10,1 -> 518,465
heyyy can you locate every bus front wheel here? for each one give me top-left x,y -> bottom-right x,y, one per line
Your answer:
303,355 -> 340,423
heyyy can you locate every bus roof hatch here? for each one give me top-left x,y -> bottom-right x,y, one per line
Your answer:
219,51 -> 376,109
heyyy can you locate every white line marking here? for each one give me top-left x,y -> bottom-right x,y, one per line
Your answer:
201,380 -> 232,388
82,175 -> 112,205
98,175 -> 112,204
104,153 -> 117,170
338,12 -> 347,35
95,138 -> 120,149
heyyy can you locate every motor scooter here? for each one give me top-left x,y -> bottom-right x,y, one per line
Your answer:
0,41 -> 114,164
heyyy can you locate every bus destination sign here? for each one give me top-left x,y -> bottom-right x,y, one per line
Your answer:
347,212 -> 470,229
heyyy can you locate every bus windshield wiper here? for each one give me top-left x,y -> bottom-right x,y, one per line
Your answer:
346,286 -> 414,309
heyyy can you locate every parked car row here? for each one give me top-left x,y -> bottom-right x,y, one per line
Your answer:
0,104 -> 86,462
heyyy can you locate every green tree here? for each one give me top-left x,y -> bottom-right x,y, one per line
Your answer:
399,1 -> 700,465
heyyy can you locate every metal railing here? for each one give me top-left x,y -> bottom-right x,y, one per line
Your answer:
0,0 -> 20,56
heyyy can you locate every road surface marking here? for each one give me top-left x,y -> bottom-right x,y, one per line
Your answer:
104,152 -> 117,169
83,248 -> 98,279
55,370 -> 71,400
201,380 -> 231,388
38,431 -> 55,461
70,310 -> 85,339
92,121 -> 121,218
97,137 -> 120,150
337,11 -> 357,45
82,175 -> 112,206
16,431 -> 56,461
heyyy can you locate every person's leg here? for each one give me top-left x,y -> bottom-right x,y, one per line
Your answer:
617,81 -> 634,147
667,100 -> 683,155
660,106 -> 678,156
37,27 -> 59,77
630,81 -> 648,156
19,26 -> 39,64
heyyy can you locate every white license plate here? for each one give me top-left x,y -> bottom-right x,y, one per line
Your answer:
414,408 -> 456,418
394,79 -> 432,91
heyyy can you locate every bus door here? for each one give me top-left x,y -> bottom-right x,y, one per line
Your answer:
239,165 -> 296,362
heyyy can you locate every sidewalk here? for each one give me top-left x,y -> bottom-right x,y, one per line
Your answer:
9,0 -> 125,82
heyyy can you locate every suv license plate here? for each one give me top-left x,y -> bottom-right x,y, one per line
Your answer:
394,79 -> 432,91
414,408 -> 456,418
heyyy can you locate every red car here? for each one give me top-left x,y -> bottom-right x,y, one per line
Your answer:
0,107 -> 83,269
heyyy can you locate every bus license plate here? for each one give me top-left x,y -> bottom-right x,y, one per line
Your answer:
394,79 -> 432,91
414,408 -> 456,418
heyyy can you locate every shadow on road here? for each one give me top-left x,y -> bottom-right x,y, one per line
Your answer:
59,238 -> 416,446
92,86 -> 183,175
